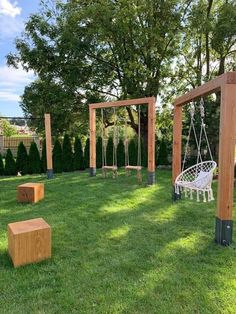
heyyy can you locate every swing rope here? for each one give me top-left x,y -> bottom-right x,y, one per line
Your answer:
124,105 -> 142,182
101,107 -> 118,178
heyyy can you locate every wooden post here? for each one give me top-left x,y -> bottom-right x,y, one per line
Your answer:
172,105 -> 183,200
44,113 -> 53,179
89,107 -> 96,176
147,99 -> 156,185
215,84 -> 236,245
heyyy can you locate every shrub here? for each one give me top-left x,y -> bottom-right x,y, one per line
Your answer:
53,138 -> 63,173
84,138 -> 90,169
62,134 -> 73,172
4,149 -> 16,176
157,139 -> 169,165
16,142 -> 29,175
141,138 -> 147,167
106,136 -> 114,166
0,153 -> 4,175
28,142 -> 41,174
41,139 -> 47,173
128,138 -> 137,165
74,137 -> 85,170
117,139 -> 125,167
96,136 -> 103,168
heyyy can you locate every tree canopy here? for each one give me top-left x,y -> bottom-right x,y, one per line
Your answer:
6,0 -> 236,147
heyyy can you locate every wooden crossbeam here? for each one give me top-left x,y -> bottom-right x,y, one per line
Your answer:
175,72 -> 236,106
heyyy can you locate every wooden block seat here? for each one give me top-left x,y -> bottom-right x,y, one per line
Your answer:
102,166 -> 118,170
8,218 -> 51,268
17,183 -> 44,203
125,166 -> 142,170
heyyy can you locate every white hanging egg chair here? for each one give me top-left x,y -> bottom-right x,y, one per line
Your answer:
175,99 -> 217,202
175,160 -> 217,202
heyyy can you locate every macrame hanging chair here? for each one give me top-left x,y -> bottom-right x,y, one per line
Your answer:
101,107 -> 118,179
125,105 -> 142,183
175,98 -> 217,202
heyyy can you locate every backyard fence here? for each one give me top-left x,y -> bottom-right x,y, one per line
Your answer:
0,135 -> 40,157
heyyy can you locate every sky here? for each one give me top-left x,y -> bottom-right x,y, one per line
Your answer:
0,0 -> 39,117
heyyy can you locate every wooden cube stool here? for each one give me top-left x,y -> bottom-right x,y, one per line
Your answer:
8,218 -> 51,268
17,183 -> 44,203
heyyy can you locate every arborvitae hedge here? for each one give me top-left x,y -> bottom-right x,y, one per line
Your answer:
28,142 -> 41,174
0,153 -> 4,175
62,134 -> 73,172
4,149 -> 16,175
41,139 -> 47,173
157,139 -> 169,165
16,142 -> 28,175
106,136 -> 113,166
74,137 -> 85,170
141,138 -> 147,167
84,138 -> 90,169
128,138 -> 137,165
155,138 -> 159,167
53,138 -> 62,173
117,139 -> 125,167
96,136 -> 102,168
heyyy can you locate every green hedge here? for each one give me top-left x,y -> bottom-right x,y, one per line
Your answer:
62,134 -> 73,172
16,142 -> 29,175
28,142 -> 41,174
117,139 -> 125,167
53,138 -> 63,173
4,149 -> 17,176
96,136 -> 103,168
0,153 -> 4,175
84,138 -> 90,169
74,137 -> 85,170
41,139 -> 47,173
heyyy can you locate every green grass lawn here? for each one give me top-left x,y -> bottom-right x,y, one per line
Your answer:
0,169 -> 235,314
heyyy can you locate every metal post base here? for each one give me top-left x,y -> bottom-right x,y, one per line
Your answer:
90,167 -> 96,177
47,169 -> 54,179
215,217 -> 233,246
172,186 -> 181,201
147,171 -> 155,185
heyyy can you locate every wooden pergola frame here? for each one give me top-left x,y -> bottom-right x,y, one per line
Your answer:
89,97 -> 156,185
172,72 -> 236,245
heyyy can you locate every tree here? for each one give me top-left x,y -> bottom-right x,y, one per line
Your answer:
4,149 -> 16,175
128,138 -> 137,166
16,142 -> 29,175
7,0 -> 190,140
84,138 -> 90,169
28,142 -> 41,174
41,139 -> 47,173
0,153 -> 4,175
0,119 -> 17,137
53,138 -> 62,173
62,134 -> 73,172
74,137 -> 84,170
96,136 -> 102,169
117,139 -> 125,167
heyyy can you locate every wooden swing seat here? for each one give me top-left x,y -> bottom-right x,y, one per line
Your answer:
102,166 -> 118,170
125,165 -> 142,171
